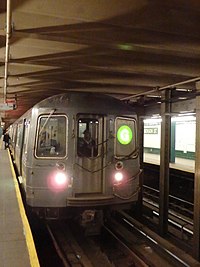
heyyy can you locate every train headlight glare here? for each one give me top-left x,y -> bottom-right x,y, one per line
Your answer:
55,172 -> 67,185
117,125 -> 132,145
48,171 -> 68,191
114,172 -> 123,182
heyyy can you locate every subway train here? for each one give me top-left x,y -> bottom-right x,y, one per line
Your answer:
8,92 -> 140,227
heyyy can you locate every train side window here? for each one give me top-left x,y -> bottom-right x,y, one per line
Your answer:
77,118 -> 98,158
115,117 -> 137,158
24,120 -> 30,154
36,115 -> 67,158
16,123 -> 23,148
9,125 -> 13,141
12,125 -> 17,143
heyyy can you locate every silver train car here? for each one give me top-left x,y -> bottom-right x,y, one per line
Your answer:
8,92 -> 140,222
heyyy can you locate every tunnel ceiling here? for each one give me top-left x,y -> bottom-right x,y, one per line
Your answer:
0,0 -> 200,126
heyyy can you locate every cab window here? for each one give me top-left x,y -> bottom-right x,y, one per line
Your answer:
36,115 -> 67,158
77,118 -> 98,157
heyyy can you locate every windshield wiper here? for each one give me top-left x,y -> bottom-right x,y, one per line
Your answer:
39,109 -> 56,135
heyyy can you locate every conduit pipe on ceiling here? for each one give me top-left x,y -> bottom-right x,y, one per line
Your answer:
121,76 -> 200,101
4,0 -> 11,103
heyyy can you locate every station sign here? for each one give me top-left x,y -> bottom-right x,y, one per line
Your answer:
0,103 -> 16,111
144,127 -> 158,134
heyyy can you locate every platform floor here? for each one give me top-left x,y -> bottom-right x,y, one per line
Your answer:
0,140 -> 39,267
144,152 -> 195,173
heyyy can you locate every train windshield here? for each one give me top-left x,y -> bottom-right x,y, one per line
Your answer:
36,115 -> 67,158
77,118 -> 99,158
115,117 -> 137,157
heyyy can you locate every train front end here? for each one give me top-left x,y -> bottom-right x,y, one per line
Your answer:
25,94 -> 141,222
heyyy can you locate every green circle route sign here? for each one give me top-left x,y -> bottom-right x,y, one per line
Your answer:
117,125 -> 133,145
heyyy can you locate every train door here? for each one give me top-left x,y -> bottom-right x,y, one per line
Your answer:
11,124 -> 17,157
75,115 -> 105,194
15,119 -> 26,175
21,119 -> 30,189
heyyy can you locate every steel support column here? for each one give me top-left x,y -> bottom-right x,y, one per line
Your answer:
4,0 -> 12,103
170,121 -> 176,163
159,89 -> 171,236
137,104 -> 145,214
193,82 -> 200,260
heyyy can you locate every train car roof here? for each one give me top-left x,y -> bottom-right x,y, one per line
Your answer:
33,92 -> 136,115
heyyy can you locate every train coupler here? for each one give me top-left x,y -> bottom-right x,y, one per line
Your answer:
80,209 -> 103,235
45,207 -> 59,219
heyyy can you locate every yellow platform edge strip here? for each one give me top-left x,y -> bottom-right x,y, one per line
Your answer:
8,151 -> 40,267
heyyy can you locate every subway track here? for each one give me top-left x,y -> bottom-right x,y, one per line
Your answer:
27,170 -> 198,266
143,185 -> 194,219
143,162 -> 194,203
30,209 -> 200,267
142,188 -> 194,248
45,218 -> 147,267
141,162 -> 196,256
105,211 -> 199,267
26,199 -> 199,267
15,157 -> 200,266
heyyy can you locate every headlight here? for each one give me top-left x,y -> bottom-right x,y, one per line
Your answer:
55,172 -> 68,186
48,171 -> 68,191
114,171 -> 124,183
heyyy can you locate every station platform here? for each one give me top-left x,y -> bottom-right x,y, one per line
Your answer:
0,140 -> 40,267
144,152 -> 195,173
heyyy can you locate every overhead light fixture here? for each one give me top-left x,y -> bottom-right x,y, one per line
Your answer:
178,97 -> 187,100
146,95 -> 161,98
176,88 -> 192,92
116,43 -> 133,51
